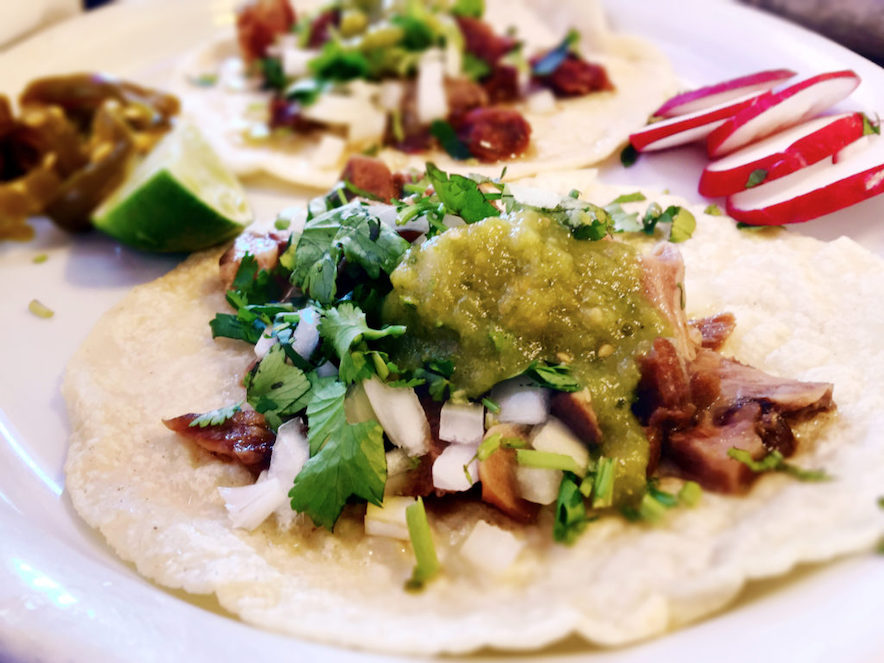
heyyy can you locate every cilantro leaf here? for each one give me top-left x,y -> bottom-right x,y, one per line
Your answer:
532,29 -> 579,76
284,77 -> 326,106
318,303 -> 406,384
526,361 -> 581,392
430,120 -> 472,160
391,14 -> 435,51
309,42 -> 370,82
462,52 -> 491,80
704,203 -> 723,216
862,113 -> 880,136
727,448 -> 832,482
641,204 -> 696,243
305,377 -> 347,455
745,169 -> 768,188
606,202 -> 642,233
425,162 -> 500,223
405,497 -> 441,590
610,192 -> 647,204
554,473 -> 591,544
620,143 -> 639,167
188,401 -> 243,428
243,344 -> 312,430
288,419 -> 387,530
229,253 -> 284,306
259,57 -> 286,90
209,313 -> 264,344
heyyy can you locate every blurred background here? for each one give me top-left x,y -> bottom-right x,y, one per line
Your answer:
1,0 -> 883,66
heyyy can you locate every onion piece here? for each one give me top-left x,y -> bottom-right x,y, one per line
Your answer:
515,465 -> 561,505
459,520 -> 524,575
218,478 -> 284,531
491,378 -> 550,425
505,182 -> 561,209
362,377 -> 430,456
531,418 -> 590,470
439,401 -> 485,445
291,306 -> 320,360
432,443 -> 480,492
416,49 -> 448,125
364,496 -> 416,540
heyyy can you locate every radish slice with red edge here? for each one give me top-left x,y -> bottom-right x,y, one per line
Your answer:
630,92 -> 766,152
699,112 -> 866,197
707,70 -> 861,158
726,132 -> 884,225
653,68 -> 796,118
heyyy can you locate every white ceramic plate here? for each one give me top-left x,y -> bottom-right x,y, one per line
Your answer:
1,1 -> 882,661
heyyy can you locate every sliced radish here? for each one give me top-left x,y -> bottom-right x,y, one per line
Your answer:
653,68 -> 796,118
699,112 -> 866,197
629,92 -> 766,152
726,132 -> 884,225
707,70 -> 861,158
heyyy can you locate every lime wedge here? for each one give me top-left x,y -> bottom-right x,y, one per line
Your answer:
93,122 -> 252,252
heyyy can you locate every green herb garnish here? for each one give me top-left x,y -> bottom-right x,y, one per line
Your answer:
727,448 -> 831,482
243,344 -> 312,430
405,497 -> 441,590
532,29 -> 579,76
620,143 -> 639,167
188,401 -> 243,428
425,162 -> 499,223
745,168 -> 768,189
28,299 -> 54,319
430,120 -> 472,160
516,449 -> 585,476
703,203 -> 723,216
553,473 -> 592,544
525,361 -> 582,392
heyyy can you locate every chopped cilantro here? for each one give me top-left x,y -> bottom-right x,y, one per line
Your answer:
862,113 -> 880,136
430,120 -> 472,160
209,313 -> 264,344
620,143 -> 639,167
391,14 -> 436,51
532,29 -> 579,76
32,253 -> 48,264
408,358 -> 455,401
481,397 -> 500,414
259,57 -> 286,91
610,192 -> 647,204
606,202 -> 642,233
878,496 -> 884,510
28,299 -> 54,319
477,433 -> 502,461
451,0 -> 484,18
668,207 -> 696,243
512,193 -> 610,240
591,456 -> 615,508
727,448 -> 832,482
284,77 -> 326,106
525,361 -> 581,392
309,42 -> 371,82
274,217 -> 291,230
188,401 -> 243,428
188,72 -> 218,87
678,480 -> 703,507
229,253 -> 284,306
243,344 -> 312,430
736,222 -> 767,231
318,302 -> 406,384
554,473 -> 591,544
637,491 -> 668,523
405,497 -> 441,590
462,52 -> 491,80
304,376 -> 347,455
289,419 -> 387,530
425,162 -> 500,223
745,169 -> 768,189
704,203 -> 723,216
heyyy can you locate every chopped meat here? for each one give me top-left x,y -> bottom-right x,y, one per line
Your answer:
163,409 -> 275,470
478,425 -> 539,523
666,408 -> 765,493
482,64 -> 521,104
307,8 -> 340,48
457,107 -> 531,162
640,243 -> 701,359
219,230 -> 290,290
532,53 -> 613,97
635,337 -> 691,419
385,81 -> 432,153
455,16 -> 517,65
444,76 -> 489,124
690,312 -> 736,350
549,388 -> 602,445
339,155 -> 400,202
235,0 -> 296,64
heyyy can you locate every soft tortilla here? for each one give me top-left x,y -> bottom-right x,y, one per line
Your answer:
64,171 -> 884,654
174,0 -> 676,189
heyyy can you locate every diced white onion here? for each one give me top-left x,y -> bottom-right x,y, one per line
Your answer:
526,89 -> 557,115
291,306 -> 320,360
432,443 -> 479,492
444,40 -> 462,78
362,377 -> 430,456
515,465 -> 561,505
442,214 -> 465,228
491,378 -> 550,425
439,401 -> 485,445
218,477 -> 285,531
302,93 -> 363,126
281,43 -> 315,77
254,332 -> 276,360
386,448 -> 413,478
364,496 -> 416,540
416,49 -> 448,125
531,417 -> 590,471
460,520 -> 524,575
312,133 -> 346,169
365,203 -> 429,233
379,80 -> 405,111
268,419 -> 310,485
505,182 -> 561,210
347,105 -> 387,147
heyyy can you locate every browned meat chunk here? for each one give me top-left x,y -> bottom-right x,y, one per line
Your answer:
339,155 -> 400,202
219,230 -> 290,290
163,409 -> 275,470
640,243 -> 701,359
479,441 -> 539,523
457,107 -> 531,162
445,77 -> 489,123
532,53 -> 613,97
307,8 -> 339,48
482,64 -> 521,104
690,312 -> 736,350
550,388 -> 602,445
235,0 -> 296,64
455,16 -> 517,64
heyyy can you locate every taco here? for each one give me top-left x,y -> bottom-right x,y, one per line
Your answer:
174,0 -> 675,188
63,162 -> 884,654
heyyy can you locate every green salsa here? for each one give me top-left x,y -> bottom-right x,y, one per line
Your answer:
382,210 -> 671,503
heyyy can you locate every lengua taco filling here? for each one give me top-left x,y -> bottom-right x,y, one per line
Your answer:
177,0 -> 676,187
163,156 -> 834,561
